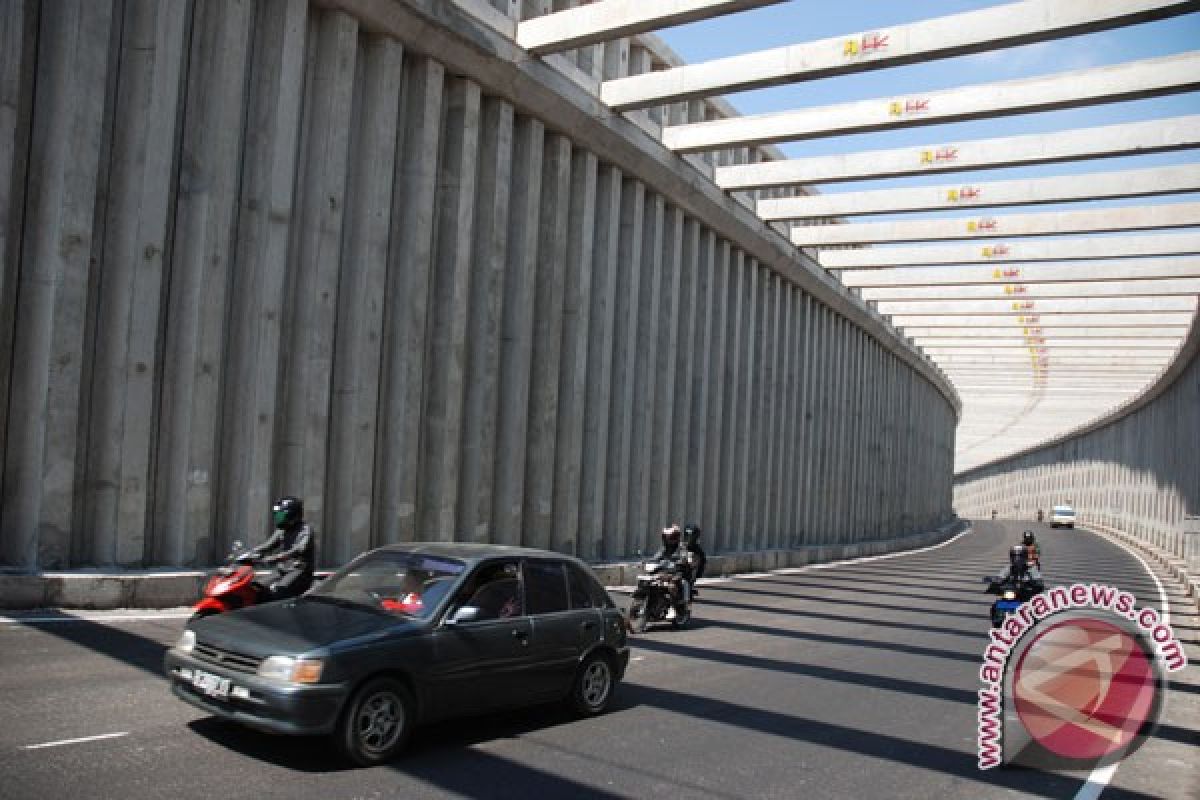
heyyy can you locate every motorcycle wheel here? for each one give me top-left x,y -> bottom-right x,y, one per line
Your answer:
189,608 -> 218,623
628,598 -> 648,633
337,677 -> 414,767
671,603 -> 691,628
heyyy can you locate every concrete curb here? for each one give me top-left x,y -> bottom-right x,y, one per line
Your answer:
1085,521 -> 1200,615
0,520 -> 967,611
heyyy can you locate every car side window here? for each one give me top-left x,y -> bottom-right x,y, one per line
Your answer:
523,560 -> 569,615
457,561 -> 522,621
567,562 -> 610,609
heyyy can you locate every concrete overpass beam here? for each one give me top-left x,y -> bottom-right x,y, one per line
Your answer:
717,115 -> 1200,190
664,53 -> 1200,153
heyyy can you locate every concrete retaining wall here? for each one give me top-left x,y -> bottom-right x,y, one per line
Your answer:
1,0 -> 957,574
0,519 -> 967,610
954,316 -> 1200,561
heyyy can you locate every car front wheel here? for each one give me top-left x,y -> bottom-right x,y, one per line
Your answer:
568,653 -> 615,716
337,677 -> 414,767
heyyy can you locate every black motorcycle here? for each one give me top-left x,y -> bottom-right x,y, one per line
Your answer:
983,574 -> 1042,628
628,554 -> 693,632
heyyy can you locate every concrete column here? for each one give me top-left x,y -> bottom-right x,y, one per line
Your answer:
687,230 -> 716,523
81,0 -> 188,566
276,10 -> 358,549
792,293 -> 813,546
734,258 -> 759,550
604,177 -> 643,557
458,97 -> 514,545
602,38 -> 631,81
578,164 -> 621,560
649,207 -> 684,532
627,193 -> 664,554
702,240 -> 730,550
802,302 -> 826,545
492,115 -> 544,546
669,217 -> 699,522
762,271 -> 782,549
522,132 -> 571,551
551,149 -> 598,556
0,3 -> 38,555
2,0 -> 114,569
325,33 -> 403,564
377,56 -> 445,545
216,0 -> 309,558
153,2 -> 251,566
717,249 -> 745,554
418,77 -> 482,544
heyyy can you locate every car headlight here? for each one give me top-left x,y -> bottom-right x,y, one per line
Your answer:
1002,590 -> 1017,600
176,630 -> 196,653
256,656 -> 324,684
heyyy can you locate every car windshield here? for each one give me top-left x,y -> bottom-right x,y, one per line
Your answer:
1054,507 -> 1075,516
311,551 -> 466,618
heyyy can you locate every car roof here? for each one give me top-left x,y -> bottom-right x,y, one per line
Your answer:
366,542 -> 584,566
1053,504 -> 1074,510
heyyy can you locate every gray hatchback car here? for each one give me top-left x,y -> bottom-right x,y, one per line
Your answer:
164,543 -> 630,765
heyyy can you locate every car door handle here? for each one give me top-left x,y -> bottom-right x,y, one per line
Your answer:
512,629 -> 529,645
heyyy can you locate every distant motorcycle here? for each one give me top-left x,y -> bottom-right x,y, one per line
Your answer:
192,541 -> 263,620
628,553 -> 694,632
982,574 -> 1042,628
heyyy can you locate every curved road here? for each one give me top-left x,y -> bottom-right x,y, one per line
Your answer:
1,521 -> 1196,799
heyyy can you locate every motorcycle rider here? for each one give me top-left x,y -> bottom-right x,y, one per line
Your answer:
247,495 -> 316,602
652,524 -> 693,607
682,523 -> 707,598
1021,530 -> 1042,572
997,543 -> 1042,589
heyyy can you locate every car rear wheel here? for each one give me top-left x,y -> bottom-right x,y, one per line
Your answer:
337,677 -> 413,767
568,653 -> 615,716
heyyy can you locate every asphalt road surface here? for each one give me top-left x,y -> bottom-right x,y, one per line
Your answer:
2,521 -> 1197,800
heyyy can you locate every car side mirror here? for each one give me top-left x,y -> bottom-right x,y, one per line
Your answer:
445,606 -> 482,626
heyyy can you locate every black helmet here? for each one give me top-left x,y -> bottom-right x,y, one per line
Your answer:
1022,531 -> 1036,545
272,495 -> 303,529
661,524 -> 682,549
1009,544 -> 1027,567
683,524 -> 701,546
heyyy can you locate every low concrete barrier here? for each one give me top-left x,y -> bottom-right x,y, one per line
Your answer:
0,520 -> 967,611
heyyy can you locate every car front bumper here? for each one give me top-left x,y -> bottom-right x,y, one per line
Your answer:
164,648 -> 348,736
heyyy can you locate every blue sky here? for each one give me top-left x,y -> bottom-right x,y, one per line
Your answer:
656,2 -> 1200,220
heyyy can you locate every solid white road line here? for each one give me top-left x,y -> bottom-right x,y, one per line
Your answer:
1072,526 -> 1172,800
2,612 -> 192,626
22,732 -> 130,750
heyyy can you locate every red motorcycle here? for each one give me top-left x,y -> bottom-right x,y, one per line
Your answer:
192,541 -> 264,619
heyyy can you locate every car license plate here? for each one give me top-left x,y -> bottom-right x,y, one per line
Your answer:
191,669 -> 231,699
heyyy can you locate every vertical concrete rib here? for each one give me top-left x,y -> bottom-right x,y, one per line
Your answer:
277,10 -> 357,548
756,269 -> 776,551
650,207 -> 683,532
779,285 -> 797,547
2,0 -> 114,568
82,0 -> 187,566
579,164 -> 621,560
739,261 -> 761,550
687,229 -> 715,524
376,55 -> 443,545
551,148 -> 597,557
523,132 -> 570,551
492,115 -> 543,546
326,33 -> 402,563
702,239 -> 729,550
154,3 -> 252,565
604,177 -> 643,557
216,0 -> 307,558
628,193 -> 664,554
458,97 -> 513,545
668,217 -> 699,523
717,248 -> 744,554
418,77 -> 481,543
0,0 -> 38,566
800,302 -> 822,545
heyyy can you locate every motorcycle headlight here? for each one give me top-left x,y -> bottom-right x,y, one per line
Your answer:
257,656 -> 324,684
176,630 -> 196,653
1002,590 -> 1017,600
